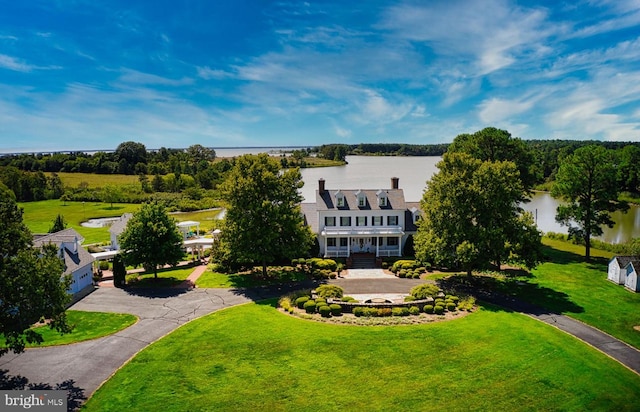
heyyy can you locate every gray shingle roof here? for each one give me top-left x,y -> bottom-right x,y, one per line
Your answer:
316,189 -> 406,211
109,213 -> 133,235
33,228 -> 94,275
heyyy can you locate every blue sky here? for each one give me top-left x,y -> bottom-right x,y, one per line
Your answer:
1,0 -> 639,152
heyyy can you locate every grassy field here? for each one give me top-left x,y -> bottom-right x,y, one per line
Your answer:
51,172 -> 141,188
19,199 -> 140,244
126,267 -> 195,288
516,238 -> 640,348
19,200 -> 222,244
1,311 -> 137,349
84,302 -> 640,411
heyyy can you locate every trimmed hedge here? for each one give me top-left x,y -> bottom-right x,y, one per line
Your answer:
319,305 -> 332,317
409,306 -> 420,315
434,305 -> 444,315
423,305 -> 434,314
303,300 -> 317,314
329,304 -> 342,316
295,296 -> 310,309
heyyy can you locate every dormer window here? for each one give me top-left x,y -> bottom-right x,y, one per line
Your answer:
377,190 -> 388,207
354,190 -> 366,207
335,191 -> 345,207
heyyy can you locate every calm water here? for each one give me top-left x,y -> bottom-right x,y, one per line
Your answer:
300,156 -> 640,243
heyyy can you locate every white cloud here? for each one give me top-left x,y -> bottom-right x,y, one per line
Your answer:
478,97 -> 534,123
197,66 -> 233,80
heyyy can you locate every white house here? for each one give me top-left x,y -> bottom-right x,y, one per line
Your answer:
608,256 -> 634,284
624,259 -> 640,292
109,213 -> 133,251
33,228 -> 95,296
301,177 -> 420,260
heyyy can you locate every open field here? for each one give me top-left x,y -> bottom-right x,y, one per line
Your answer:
19,200 -> 140,244
84,302 -> 640,411
1,311 -> 137,348
50,172 -> 142,189
19,200 -> 222,244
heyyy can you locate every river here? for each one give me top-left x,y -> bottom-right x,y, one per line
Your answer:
300,156 -> 640,244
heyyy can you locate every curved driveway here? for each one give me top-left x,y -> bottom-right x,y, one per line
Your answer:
0,288 -> 254,396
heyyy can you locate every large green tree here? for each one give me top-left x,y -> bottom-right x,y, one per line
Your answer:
415,152 -> 541,272
552,145 -> 627,261
218,154 -> 314,276
0,186 -> 71,356
119,202 -> 184,279
448,127 -> 538,191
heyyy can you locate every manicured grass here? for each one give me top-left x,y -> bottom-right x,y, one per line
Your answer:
19,199 -> 140,244
169,209 -> 222,232
195,268 -> 308,288
51,172 -> 142,188
1,311 -> 137,348
127,267 -> 195,288
517,239 -> 640,348
84,302 -> 640,411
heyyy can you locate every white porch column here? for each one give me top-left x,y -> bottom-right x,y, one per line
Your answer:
376,237 -> 379,257
347,236 -> 351,256
398,235 -> 402,256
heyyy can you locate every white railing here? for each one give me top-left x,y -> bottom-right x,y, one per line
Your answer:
324,249 -> 350,258
377,249 -> 401,257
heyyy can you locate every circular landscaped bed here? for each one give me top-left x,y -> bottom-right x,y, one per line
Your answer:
278,284 -> 477,326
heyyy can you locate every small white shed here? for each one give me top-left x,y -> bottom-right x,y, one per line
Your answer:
624,260 -> 640,293
608,256 -> 633,285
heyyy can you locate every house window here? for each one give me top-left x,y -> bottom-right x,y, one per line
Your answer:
327,238 -> 336,247
372,216 -> 383,226
356,216 -> 367,226
387,215 -> 398,225
325,216 -> 336,226
336,192 -> 345,207
340,238 -> 348,247
388,237 -> 399,246
379,196 -> 387,207
340,216 -> 351,226
358,196 -> 366,207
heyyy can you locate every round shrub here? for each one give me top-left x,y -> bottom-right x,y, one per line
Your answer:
329,304 -> 342,316
446,302 -> 457,312
319,305 -> 332,317
316,303 -> 329,314
342,296 -> 358,302
377,308 -> 392,317
410,284 -> 440,300
353,307 -> 365,317
314,298 -> 327,305
381,262 -> 389,269
99,261 -> 110,270
295,296 -> 310,309
404,296 -> 416,302
398,269 -> 407,278
411,272 -> 421,279
303,300 -> 317,314
435,298 -> 445,306
423,305 -> 434,314
315,284 -> 344,299
409,306 -> 420,316
392,307 -> 410,317
434,305 -> 444,315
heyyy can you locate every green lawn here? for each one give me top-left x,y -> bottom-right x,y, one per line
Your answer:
84,302 -> 640,411
195,269 -> 308,288
2,310 -> 137,348
515,239 -> 640,349
19,199 -> 140,244
127,267 -> 195,288
52,172 -> 142,188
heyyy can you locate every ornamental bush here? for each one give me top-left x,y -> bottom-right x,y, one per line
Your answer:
342,296 -> 358,302
303,300 -> 317,314
404,296 -> 416,302
295,296 -> 310,309
377,308 -> 392,317
410,284 -> 440,300
423,305 -> 434,314
353,307 -> 365,317
314,298 -> 327,305
434,305 -> 444,315
392,307 -> 410,317
315,284 -> 344,299
398,269 -> 407,278
446,302 -> 457,311
409,306 -> 420,315
329,304 -> 342,316
319,305 -> 332,318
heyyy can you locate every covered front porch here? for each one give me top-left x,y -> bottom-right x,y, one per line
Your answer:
321,227 -> 404,258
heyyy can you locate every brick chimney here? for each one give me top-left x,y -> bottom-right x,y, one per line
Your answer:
319,178 -> 326,194
391,177 -> 399,190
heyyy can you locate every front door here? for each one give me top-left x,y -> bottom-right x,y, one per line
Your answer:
351,237 -> 372,253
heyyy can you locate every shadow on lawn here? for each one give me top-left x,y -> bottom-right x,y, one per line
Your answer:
438,273 -> 584,315
0,369 -> 86,411
541,244 -> 609,268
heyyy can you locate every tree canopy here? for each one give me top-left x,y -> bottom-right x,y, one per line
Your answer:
0,187 -> 71,356
118,202 -> 184,279
448,127 -> 538,191
415,152 -> 541,272
551,145 -> 628,260
218,154 -> 314,276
